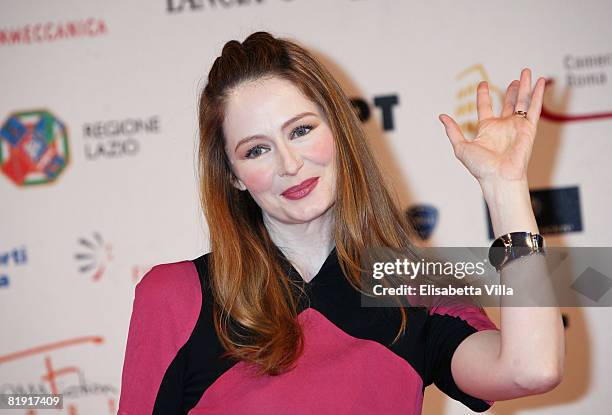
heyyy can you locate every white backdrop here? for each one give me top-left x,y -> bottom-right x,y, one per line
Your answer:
1,0 -> 611,413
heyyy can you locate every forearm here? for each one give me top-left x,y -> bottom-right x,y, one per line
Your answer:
481,178 -> 538,237
481,178 -> 565,392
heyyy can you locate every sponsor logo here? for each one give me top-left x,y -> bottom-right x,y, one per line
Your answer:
350,94 -> 399,131
167,0 -> 265,13
0,337 -> 117,413
564,53 -> 610,87
541,53 -> 612,122
0,246 -> 28,288
541,78 -> 612,122
405,204 -> 438,240
82,116 -> 161,160
0,110 -> 69,186
0,18 -> 108,46
485,186 -> 583,238
454,64 -> 504,138
75,232 -> 113,281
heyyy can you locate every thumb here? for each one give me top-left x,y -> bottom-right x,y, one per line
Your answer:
439,114 -> 466,156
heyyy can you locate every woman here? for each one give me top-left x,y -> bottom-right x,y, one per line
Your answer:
118,31 -> 565,414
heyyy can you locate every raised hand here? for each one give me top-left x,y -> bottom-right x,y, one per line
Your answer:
439,68 -> 546,185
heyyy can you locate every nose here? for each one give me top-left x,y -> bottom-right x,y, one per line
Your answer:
277,141 -> 304,177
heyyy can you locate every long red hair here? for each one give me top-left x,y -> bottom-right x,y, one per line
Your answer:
197,31 -> 421,376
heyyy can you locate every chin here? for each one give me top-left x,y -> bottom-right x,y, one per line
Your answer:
286,201 -> 333,222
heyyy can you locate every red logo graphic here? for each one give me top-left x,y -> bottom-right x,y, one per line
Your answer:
0,110 -> 70,186
0,18 -> 107,46
541,78 -> 612,122
0,336 -> 116,414
75,232 -> 113,281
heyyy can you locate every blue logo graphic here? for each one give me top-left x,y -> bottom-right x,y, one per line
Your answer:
0,246 -> 28,288
405,204 -> 438,240
486,186 -> 583,238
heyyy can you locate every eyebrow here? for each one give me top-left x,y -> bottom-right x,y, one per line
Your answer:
234,111 -> 317,153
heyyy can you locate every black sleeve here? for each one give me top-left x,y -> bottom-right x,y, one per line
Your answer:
424,304 -> 499,412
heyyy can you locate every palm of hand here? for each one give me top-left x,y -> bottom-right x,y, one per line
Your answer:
440,68 -> 546,184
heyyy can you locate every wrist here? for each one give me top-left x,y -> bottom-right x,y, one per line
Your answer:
479,177 -> 530,207
479,178 -> 539,237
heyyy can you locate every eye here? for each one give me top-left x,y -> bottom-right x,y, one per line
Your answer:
291,124 -> 314,139
244,144 -> 269,159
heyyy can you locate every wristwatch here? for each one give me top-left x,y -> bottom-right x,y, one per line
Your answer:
488,231 -> 545,272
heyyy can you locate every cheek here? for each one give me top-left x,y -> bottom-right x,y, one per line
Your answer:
236,163 -> 275,194
305,128 -> 335,165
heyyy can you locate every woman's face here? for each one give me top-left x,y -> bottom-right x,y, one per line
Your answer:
223,76 -> 336,224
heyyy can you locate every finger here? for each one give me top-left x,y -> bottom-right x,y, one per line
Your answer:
527,77 -> 546,125
439,114 -> 467,155
476,81 -> 494,121
501,80 -> 519,117
515,68 -> 532,113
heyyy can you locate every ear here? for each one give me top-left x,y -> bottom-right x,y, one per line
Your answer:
230,174 -> 247,191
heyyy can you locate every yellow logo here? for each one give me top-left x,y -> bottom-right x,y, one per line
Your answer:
455,64 -> 504,138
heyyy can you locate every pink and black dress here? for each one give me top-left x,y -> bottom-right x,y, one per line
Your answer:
118,246 -> 499,414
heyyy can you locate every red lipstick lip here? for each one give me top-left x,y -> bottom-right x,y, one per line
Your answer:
281,176 -> 319,198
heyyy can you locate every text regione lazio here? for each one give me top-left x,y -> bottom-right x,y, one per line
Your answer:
2,1 -> 612,414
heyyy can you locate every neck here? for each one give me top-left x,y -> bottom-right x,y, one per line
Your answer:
262,209 -> 336,282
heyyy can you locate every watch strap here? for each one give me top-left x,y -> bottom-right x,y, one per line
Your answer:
488,232 -> 545,272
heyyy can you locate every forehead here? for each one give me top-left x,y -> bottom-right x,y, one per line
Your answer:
222,76 -> 321,142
